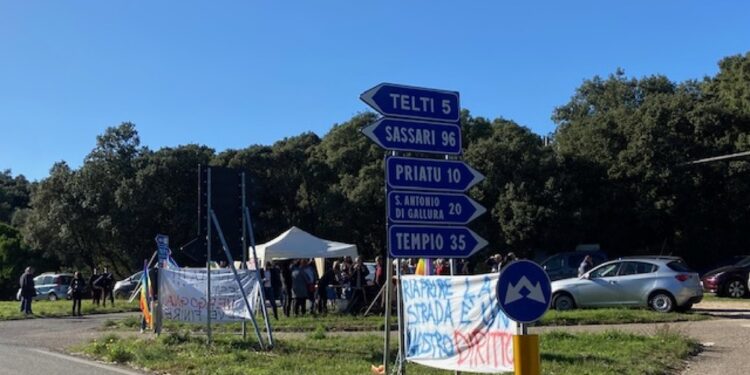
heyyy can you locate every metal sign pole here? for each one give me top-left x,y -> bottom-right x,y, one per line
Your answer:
448,154 -> 458,375
206,167 -> 212,344
383,151 -> 395,373
210,210 -> 265,349
244,206 -> 275,348
241,173 -> 248,340
155,260 -> 162,336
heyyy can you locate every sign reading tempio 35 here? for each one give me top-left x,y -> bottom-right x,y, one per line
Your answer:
360,83 -> 460,123
389,225 -> 487,258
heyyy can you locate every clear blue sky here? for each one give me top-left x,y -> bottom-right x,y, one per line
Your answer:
1,1 -> 748,181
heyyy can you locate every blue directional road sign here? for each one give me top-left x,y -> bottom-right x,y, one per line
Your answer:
360,83 -> 460,123
388,225 -> 488,258
362,118 -> 462,155
496,260 -> 552,323
386,156 -> 484,192
388,191 -> 486,225
155,234 -> 169,262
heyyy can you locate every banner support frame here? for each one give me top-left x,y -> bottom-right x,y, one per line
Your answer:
210,210 -> 265,349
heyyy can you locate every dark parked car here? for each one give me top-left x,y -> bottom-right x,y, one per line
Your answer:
541,250 -> 608,281
113,270 -> 144,298
701,256 -> 750,298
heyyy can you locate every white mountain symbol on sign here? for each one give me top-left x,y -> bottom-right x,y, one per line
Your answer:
504,276 -> 546,304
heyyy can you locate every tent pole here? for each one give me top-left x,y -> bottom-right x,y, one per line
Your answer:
211,210 -> 265,349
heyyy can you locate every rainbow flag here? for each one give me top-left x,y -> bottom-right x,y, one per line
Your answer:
139,262 -> 152,328
415,258 -> 432,276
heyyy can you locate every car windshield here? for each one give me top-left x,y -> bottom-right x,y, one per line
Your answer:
590,263 -> 619,278
735,257 -> 750,267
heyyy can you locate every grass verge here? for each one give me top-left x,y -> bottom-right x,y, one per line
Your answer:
76,327 -> 699,375
700,293 -> 750,303
538,308 -> 709,326
0,299 -> 139,320
104,307 -> 708,333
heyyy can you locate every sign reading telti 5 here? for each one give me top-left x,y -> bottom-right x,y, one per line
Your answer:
360,83 -> 460,123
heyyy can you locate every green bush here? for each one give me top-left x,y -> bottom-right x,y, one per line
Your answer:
159,330 -> 192,346
106,343 -> 134,363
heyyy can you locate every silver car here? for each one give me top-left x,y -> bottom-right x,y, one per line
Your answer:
550,256 -> 703,313
34,272 -> 73,301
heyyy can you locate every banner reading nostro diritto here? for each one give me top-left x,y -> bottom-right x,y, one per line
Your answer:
402,273 -> 516,373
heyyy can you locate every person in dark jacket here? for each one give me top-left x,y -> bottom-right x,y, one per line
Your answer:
281,261 -> 293,317
89,268 -> 101,306
317,264 -> 335,314
19,267 -> 36,315
291,260 -> 309,316
374,256 -> 386,288
578,255 -> 594,277
261,262 -> 280,320
345,257 -> 370,315
70,271 -> 85,316
101,266 -> 115,307
304,260 -> 319,314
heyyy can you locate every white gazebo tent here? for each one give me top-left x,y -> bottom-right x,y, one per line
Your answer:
254,226 -> 358,267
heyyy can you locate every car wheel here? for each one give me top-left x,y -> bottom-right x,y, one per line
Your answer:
648,291 -> 675,313
725,279 -> 747,299
48,293 -> 58,301
553,293 -> 575,311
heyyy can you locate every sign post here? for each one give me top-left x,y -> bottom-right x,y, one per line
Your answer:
496,260 -> 552,375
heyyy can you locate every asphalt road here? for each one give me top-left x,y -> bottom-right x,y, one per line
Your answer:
0,312 -> 143,375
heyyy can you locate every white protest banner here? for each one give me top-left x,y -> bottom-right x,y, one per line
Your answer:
159,267 -> 260,324
402,273 -> 515,373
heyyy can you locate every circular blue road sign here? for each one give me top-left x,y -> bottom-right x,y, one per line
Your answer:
496,260 -> 552,323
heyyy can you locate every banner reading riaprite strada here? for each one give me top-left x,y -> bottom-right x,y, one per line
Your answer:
402,273 -> 515,373
159,268 -> 260,323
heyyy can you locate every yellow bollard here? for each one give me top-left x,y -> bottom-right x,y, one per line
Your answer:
513,334 -> 540,375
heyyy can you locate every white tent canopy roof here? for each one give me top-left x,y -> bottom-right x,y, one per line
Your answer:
255,226 -> 357,263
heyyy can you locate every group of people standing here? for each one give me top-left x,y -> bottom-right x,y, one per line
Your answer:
66,267 -> 115,317
486,252 -> 518,273
88,267 -> 116,307
261,256 -> 371,318
17,266 -> 116,317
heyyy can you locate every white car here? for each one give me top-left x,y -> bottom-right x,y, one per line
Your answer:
550,256 -> 703,313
